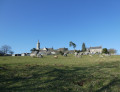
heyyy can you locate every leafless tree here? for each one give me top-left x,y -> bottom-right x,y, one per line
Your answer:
0,50 -> 4,56
108,49 -> 117,54
1,45 -> 12,54
9,50 -> 14,55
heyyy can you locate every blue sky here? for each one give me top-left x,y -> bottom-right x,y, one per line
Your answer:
0,0 -> 120,54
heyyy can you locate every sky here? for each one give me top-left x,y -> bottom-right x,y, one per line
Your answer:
0,0 -> 120,54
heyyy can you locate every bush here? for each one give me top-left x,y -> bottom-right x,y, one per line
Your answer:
75,50 -> 81,53
102,48 -> 109,54
59,51 -> 64,55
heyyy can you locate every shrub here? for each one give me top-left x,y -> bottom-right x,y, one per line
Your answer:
59,51 -> 64,55
102,48 -> 109,54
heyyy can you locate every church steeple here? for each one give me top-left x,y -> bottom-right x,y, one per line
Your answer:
38,40 -> 39,44
36,40 -> 40,50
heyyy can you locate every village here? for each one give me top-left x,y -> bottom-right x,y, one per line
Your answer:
10,40 -> 115,57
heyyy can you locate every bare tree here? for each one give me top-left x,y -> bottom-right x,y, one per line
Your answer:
0,50 -> 4,56
108,49 -> 117,54
1,45 -> 12,54
9,50 -> 14,55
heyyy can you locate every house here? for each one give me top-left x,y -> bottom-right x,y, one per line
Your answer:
51,51 -> 56,55
89,46 -> 102,54
68,50 -> 74,54
42,47 -> 48,51
12,54 -> 21,56
58,48 -> 68,52
21,53 -> 26,56
21,53 -> 30,56
30,51 -> 38,57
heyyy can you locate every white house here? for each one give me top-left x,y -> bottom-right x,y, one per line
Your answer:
89,46 -> 102,54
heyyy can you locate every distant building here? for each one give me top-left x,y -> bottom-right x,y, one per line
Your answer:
51,51 -> 56,55
41,47 -> 53,51
21,53 -> 26,56
68,50 -> 74,54
30,51 -> 38,57
89,46 -> 102,54
30,41 -> 58,56
58,48 -> 68,52
21,53 -> 30,56
42,47 -> 48,51
12,54 -> 21,56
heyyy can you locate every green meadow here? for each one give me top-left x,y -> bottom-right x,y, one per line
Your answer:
0,55 -> 120,92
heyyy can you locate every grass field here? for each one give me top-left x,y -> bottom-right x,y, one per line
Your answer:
0,55 -> 120,92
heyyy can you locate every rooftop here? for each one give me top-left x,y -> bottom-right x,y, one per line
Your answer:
90,46 -> 102,49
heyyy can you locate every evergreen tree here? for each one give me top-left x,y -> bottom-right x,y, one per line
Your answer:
82,43 -> 86,52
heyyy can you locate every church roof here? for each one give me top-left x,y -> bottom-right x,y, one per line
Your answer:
90,46 -> 102,49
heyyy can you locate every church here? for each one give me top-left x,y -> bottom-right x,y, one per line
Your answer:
30,40 -> 57,57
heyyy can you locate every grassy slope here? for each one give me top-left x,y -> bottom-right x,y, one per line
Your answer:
0,55 -> 120,92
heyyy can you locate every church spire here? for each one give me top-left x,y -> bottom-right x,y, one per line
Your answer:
36,40 -> 40,50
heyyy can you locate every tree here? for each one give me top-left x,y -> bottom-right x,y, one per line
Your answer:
82,43 -> 86,52
9,50 -> 14,55
102,48 -> 109,54
0,50 -> 4,56
59,51 -> 64,55
75,50 -> 81,53
30,48 -> 36,52
1,45 -> 12,54
69,41 -> 76,51
108,49 -> 117,54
